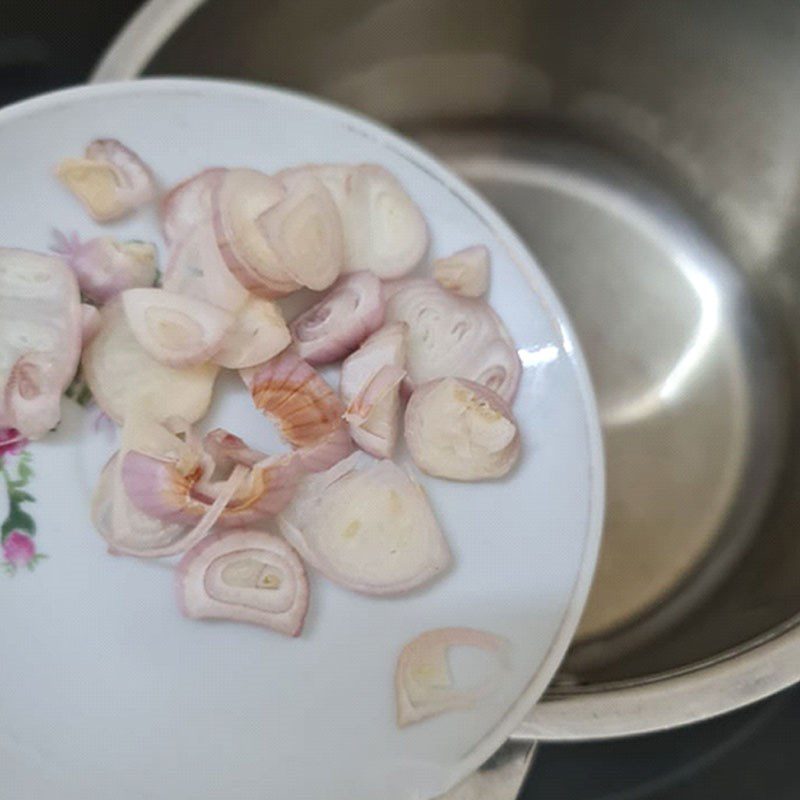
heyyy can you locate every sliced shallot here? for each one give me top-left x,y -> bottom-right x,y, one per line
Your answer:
395,628 -> 510,727
163,222 -> 250,313
51,230 -> 158,305
212,168 -> 301,298
92,451 -> 248,559
213,295 -> 291,369
342,164 -> 428,278
80,304 -> 101,344
279,451 -> 451,595
405,378 -> 520,480
260,169 -> 344,291
121,287 -> 235,368
161,167 -> 227,245
385,279 -> 521,402
281,164 -> 428,279
340,322 -> 407,458
121,429 -> 302,529
176,529 -> 309,637
242,350 -> 347,448
290,271 -> 385,365
433,245 -> 490,297
0,248 -> 82,438
55,138 -> 156,222
81,299 -> 218,424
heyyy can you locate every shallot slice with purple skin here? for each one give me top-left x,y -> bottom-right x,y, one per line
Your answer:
213,295 -> 291,369
51,230 -> 157,305
121,288 -> 235,368
212,168 -> 301,298
163,222 -> 249,313
385,278 -> 522,403
176,529 -> 309,637
161,167 -> 227,245
433,245 -> 490,298
242,350 -> 348,449
405,378 -> 520,481
258,169 -> 344,291
82,299 -> 218,425
278,451 -> 451,595
121,436 -> 302,529
340,322 -> 407,458
293,424 -> 354,473
395,628 -> 510,727
290,271 -> 385,365
92,450 -> 249,559
55,138 -> 156,222
0,248 -> 82,439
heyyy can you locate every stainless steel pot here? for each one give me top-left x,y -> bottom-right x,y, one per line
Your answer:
94,0 -> 800,742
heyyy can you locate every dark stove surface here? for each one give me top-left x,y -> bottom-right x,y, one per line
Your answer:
523,684 -> 800,799
2,4 -> 799,800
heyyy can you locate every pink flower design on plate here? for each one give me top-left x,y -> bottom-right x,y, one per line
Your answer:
3,531 -> 36,568
0,428 -> 28,458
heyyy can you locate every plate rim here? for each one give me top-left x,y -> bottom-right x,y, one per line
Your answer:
0,76 -> 605,792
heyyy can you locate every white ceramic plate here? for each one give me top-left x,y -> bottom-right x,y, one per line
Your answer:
0,79 -> 603,800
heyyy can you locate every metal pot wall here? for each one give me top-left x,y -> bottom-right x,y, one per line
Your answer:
94,0 -> 800,741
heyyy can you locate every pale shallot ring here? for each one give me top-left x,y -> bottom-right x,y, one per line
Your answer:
344,364 -> 406,425
385,278 -> 521,402
176,529 -> 309,637
395,627 -> 510,727
290,271 -> 385,365
121,288 -> 235,368
278,452 -> 451,595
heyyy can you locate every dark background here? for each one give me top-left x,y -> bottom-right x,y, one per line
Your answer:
2,2 -> 799,798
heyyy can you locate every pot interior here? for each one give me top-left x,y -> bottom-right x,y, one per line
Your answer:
133,0 -> 800,694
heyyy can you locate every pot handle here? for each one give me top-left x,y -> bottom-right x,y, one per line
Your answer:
438,740 -> 536,800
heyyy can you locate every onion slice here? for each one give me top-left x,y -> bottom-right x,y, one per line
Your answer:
121,429 -> 302,528
81,299 -> 218,424
395,628 -> 510,727
51,230 -> 158,305
279,452 -> 451,595
385,279 -> 521,402
55,139 -> 156,222
340,322 -> 407,458
176,529 -> 309,637
212,168 -> 301,298
81,304 -> 101,343
121,288 -> 235,368
242,350 -> 347,448
0,248 -> 82,438
343,165 -> 428,278
163,222 -> 249,313
433,245 -> 490,297
280,164 -> 428,279
92,451 -> 248,559
290,271 -> 385,365
161,167 -> 227,245
405,378 -> 520,480
259,170 -> 344,291
213,295 -> 291,369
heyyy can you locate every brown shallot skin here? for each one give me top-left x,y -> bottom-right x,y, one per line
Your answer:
176,529 -> 310,637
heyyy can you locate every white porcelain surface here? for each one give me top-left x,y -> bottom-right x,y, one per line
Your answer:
0,79 -> 603,800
